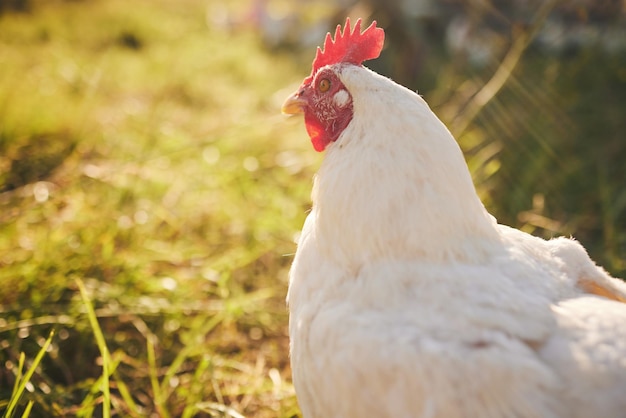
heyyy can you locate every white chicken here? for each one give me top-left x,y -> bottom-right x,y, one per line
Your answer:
282,18 -> 626,418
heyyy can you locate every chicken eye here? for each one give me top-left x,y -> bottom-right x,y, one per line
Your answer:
318,78 -> 331,93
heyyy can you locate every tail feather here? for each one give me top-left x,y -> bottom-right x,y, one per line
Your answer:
577,276 -> 626,303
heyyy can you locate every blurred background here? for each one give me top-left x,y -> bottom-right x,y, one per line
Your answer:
0,0 -> 624,416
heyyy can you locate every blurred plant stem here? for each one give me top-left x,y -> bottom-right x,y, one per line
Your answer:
451,0 -> 559,137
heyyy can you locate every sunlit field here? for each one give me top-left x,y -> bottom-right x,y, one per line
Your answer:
1,0 -> 624,416
0,0 -> 314,415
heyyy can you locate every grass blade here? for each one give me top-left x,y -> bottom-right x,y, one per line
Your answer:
20,401 -> 34,418
147,336 -> 170,418
159,312 -> 225,400
111,371 -> 141,417
3,331 -> 54,418
76,278 -> 111,418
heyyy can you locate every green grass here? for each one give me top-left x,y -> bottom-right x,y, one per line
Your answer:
0,0 -> 313,416
3,331 -> 53,417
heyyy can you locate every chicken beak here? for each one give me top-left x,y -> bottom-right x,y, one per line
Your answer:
281,92 -> 307,115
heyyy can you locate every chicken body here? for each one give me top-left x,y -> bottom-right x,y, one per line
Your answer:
287,64 -> 626,418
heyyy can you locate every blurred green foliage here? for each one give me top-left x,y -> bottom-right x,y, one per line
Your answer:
0,0 -> 624,416
480,47 -> 626,276
0,0 -> 311,415
360,0 -> 626,276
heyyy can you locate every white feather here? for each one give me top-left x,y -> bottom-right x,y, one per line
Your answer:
332,89 -> 350,108
287,63 -> 626,418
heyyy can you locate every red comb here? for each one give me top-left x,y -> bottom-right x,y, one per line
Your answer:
304,18 -> 384,83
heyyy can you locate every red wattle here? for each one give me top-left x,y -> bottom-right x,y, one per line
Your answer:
305,113 -> 330,152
